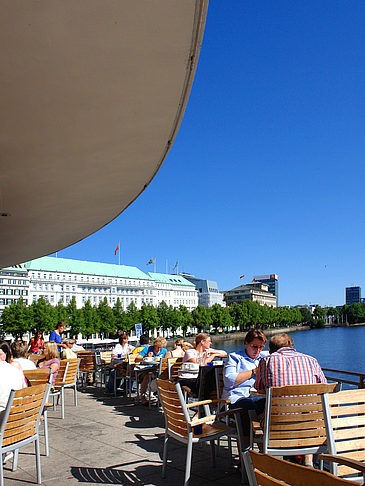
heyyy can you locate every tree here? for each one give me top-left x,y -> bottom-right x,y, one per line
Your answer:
191,305 -> 211,333
177,305 -> 193,336
97,298 -> 116,336
1,298 -> 31,338
139,303 -> 159,334
126,301 -> 140,331
210,304 -> 232,331
30,297 -> 55,333
81,300 -> 99,338
113,298 -> 127,331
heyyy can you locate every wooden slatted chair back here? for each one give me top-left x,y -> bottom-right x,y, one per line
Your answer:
158,358 -> 170,380
100,351 -> 112,366
247,450 -> 358,486
63,358 -> 80,385
27,353 -> 45,364
53,360 -> 69,389
168,357 -> 183,380
1,384 -> 48,448
263,383 -> 338,454
77,351 -> 97,372
24,368 -> 50,386
326,388 -> 365,479
157,379 -> 188,438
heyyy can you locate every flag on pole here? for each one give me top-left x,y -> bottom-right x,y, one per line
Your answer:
146,257 -> 155,265
114,243 -> 119,256
240,275 -> 245,279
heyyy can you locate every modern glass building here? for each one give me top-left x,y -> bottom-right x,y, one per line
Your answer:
252,274 -> 279,303
345,286 -> 361,305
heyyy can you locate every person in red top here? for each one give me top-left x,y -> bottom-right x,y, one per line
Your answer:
254,333 -> 327,466
28,330 -> 44,354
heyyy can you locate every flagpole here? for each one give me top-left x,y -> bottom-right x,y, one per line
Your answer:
154,258 -> 156,273
118,240 -> 120,265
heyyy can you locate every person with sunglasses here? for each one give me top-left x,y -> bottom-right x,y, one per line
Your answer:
222,328 -> 267,446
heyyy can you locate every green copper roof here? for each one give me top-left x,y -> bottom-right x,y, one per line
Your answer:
25,257 -> 152,280
147,272 -> 195,287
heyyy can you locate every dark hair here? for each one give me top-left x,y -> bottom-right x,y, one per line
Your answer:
57,321 -> 66,329
269,333 -> 294,353
118,333 -> 129,344
244,329 -> 267,345
11,340 -> 28,358
0,341 -> 12,362
139,334 -> 149,345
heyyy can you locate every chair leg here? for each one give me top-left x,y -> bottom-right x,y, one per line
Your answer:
184,438 -> 193,486
210,441 -> 216,467
74,384 -> 78,407
0,453 -> 4,486
35,438 -> 41,484
162,431 -> 168,478
61,387 -> 65,419
44,410 -> 49,456
12,449 -> 19,471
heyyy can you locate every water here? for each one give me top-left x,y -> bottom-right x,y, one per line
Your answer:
215,326 -> 365,374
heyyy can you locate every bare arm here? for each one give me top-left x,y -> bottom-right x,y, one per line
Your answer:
234,368 -> 257,387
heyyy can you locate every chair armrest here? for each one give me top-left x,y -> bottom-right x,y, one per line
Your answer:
186,398 -> 230,409
190,415 -> 216,426
318,454 -> 365,474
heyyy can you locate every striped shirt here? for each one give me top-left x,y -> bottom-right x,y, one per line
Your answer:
254,347 -> 326,391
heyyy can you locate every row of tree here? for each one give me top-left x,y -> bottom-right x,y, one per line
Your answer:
0,297 -> 357,339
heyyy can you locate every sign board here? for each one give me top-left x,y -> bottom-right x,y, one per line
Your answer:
135,323 -> 142,341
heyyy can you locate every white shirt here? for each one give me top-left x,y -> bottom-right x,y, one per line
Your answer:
12,357 -> 36,371
112,343 -> 134,357
0,361 -> 26,411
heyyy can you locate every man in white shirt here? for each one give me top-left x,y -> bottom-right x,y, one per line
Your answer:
11,340 -> 36,371
0,360 -> 25,412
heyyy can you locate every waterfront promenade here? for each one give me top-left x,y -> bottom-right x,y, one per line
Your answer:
3,387 -> 242,486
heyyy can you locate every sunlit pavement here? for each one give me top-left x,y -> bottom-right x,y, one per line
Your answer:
3,386 -> 244,486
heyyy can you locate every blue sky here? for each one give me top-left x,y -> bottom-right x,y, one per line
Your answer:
55,1 -> 365,307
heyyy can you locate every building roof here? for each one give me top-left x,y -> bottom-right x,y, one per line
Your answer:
146,272 -> 195,287
25,257 -> 152,280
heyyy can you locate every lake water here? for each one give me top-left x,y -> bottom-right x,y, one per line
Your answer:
215,326 -> 365,374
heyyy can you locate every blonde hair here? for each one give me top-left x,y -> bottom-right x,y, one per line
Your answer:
154,336 -> 166,348
44,341 -> 59,359
174,339 -> 190,352
195,333 -> 210,347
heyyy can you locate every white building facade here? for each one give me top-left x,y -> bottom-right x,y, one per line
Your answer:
0,257 -> 198,314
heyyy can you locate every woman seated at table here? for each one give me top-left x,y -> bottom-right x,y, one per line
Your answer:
135,336 -> 167,405
37,342 -> 60,384
165,338 -> 193,358
111,333 -> 135,358
222,328 -> 267,446
177,333 -> 227,397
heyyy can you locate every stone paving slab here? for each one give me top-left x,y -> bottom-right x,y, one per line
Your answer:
2,386 -> 244,486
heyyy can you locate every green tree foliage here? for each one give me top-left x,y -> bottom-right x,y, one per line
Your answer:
113,298 -> 127,331
191,305 -> 211,332
30,297 -> 55,332
177,305 -> 193,336
81,300 -> 99,338
1,298 -> 31,338
139,303 -> 159,333
210,303 -> 232,331
97,297 -> 116,335
126,302 -> 140,331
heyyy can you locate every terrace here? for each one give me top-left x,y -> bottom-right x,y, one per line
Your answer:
3,387 -> 242,486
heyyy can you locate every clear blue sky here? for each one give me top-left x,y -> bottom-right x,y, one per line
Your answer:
55,1 -> 365,307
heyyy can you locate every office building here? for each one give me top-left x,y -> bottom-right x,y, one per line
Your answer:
179,274 -> 225,307
252,274 -> 279,303
0,256 -> 198,314
345,286 -> 361,305
223,282 -> 277,307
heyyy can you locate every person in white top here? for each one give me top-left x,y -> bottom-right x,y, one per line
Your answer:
0,342 -> 26,412
62,339 -> 77,359
11,340 -> 36,371
111,334 -> 134,358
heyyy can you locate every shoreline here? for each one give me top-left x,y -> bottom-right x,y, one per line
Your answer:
166,322 -> 365,348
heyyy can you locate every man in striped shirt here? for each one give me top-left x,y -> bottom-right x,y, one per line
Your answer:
254,333 -> 326,466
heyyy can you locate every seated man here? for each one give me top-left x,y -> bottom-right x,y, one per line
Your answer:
62,339 -> 77,359
254,333 -> 327,465
135,336 -> 167,405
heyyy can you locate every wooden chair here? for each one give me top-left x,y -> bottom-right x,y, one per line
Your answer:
249,383 -> 338,459
243,450 -> 359,486
168,357 -> 183,380
319,388 -> 365,482
27,354 -> 45,365
77,351 -> 99,387
51,360 -> 69,419
99,351 -> 112,386
0,383 -> 50,486
23,369 -> 53,456
61,358 -> 80,407
156,379 -> 240,486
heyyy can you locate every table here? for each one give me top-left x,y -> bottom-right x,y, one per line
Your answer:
134,362 -> 159,402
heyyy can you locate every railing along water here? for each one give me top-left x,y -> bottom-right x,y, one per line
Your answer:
322,368 -> 365,389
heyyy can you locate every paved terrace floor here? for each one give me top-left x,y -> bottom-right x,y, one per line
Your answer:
3,386 -> 245,486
